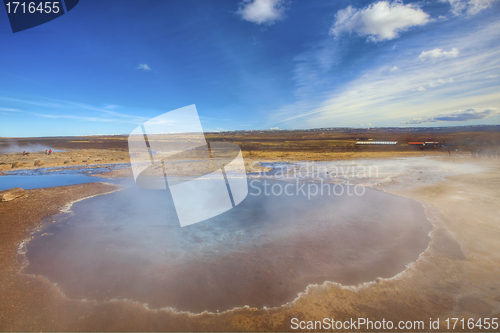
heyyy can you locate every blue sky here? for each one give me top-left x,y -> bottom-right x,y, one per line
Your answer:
0,0 -> 499,137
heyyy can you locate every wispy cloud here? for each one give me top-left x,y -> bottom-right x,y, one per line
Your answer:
0,107 -> 20,112
429,77 -> 454,87
419,47 -> 459,61
0,96 -> 150,124
401,107 -> 498,124
59,101 -> 148,122
269,17 -> 500,128
330,1 -> 430,42
440,0 -> 500,16
30,112 -> 132,123
237,0 -> 287,25
137,64 -> 151,71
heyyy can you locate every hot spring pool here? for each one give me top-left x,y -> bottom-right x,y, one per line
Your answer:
23,179 -> 432,313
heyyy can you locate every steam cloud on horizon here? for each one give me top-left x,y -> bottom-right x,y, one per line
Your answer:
0,141 -> 53,154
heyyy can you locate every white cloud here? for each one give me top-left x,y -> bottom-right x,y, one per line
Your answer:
419,47 -> 459,61
429,77 -> 454,87
330,1 -> 430,42
237,0 -> 286,25
486,74 -> 498,78
137,64 -> 151,71
390,66 -> 399,72
401,107 -> 498,124
468,0 -> 499,14
441,0 -> 468,15
416,86 -> 427,91
440,0 -> 499,16
0,107 -> 20,112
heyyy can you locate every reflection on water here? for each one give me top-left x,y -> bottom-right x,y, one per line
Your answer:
0,174 -> 103,191
24,179 -> 432,313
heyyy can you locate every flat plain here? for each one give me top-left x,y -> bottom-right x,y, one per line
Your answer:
0,127 -> 499,331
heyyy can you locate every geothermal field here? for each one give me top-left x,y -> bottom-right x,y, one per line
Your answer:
0,127 -> 499,331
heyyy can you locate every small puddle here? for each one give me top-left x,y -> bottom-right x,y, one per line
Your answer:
0,174 -> 106,191
0,164 -> 128,191
23,179 -> 432,313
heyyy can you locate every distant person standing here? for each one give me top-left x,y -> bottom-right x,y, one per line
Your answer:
48,149 -> 52,155
44,150 -> 48,155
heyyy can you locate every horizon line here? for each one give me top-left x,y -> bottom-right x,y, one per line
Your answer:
1,124 -> 500,139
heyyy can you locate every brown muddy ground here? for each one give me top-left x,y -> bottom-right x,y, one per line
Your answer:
0,156 -> 499,331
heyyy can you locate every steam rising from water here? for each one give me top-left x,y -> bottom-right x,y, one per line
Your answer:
24,179 -> 432,313
0,140 -> 52,154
